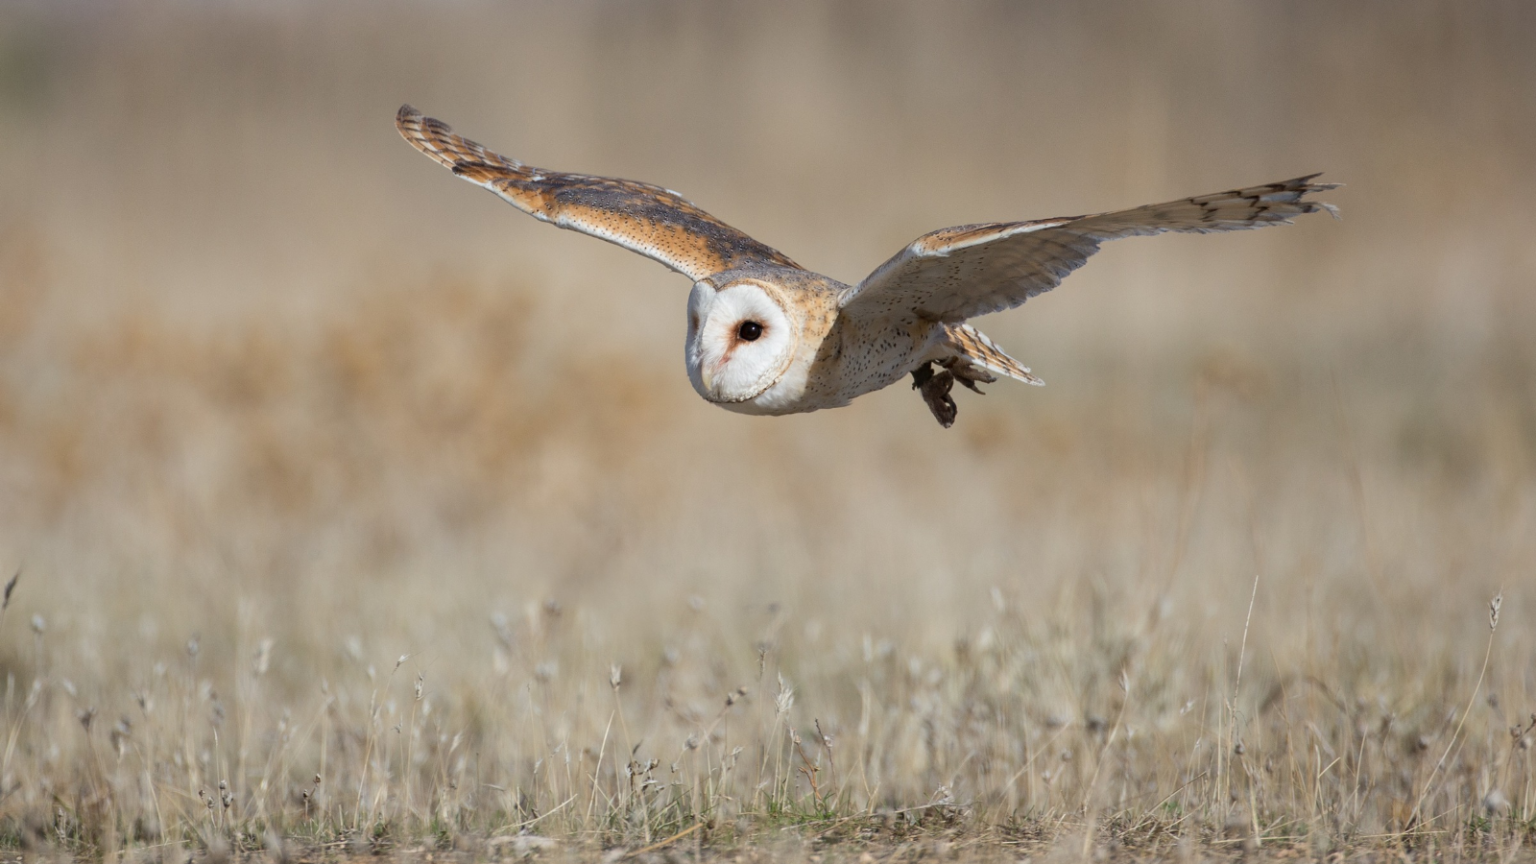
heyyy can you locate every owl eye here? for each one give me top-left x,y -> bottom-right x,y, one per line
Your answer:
737,321 -> 764,342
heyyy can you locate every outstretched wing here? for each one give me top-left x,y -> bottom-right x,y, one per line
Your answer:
840,176 -> 1338,324
396,105 -> 799,281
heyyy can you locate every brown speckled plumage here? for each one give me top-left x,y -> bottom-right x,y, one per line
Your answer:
396,105 -> 797,281
396,106 -> 1338,426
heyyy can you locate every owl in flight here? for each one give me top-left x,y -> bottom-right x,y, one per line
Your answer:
397,106 -> 1336,427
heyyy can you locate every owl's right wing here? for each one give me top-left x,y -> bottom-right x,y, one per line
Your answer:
396,106 -> 799,282
839,175 -> 1338,324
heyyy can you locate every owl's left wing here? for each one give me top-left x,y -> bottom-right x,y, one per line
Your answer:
396,105 -> 799,282
839,175 -> 1338,324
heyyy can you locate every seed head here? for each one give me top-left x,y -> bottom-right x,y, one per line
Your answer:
2,568 -> 18,612
111,717 -> 131,756
775,675 -> 794,716
1489,594 -> 1502,630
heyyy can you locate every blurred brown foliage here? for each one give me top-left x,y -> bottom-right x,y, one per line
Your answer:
0,1 -> 1532,851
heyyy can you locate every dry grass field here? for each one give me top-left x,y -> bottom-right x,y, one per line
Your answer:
1,2 -> 1534,861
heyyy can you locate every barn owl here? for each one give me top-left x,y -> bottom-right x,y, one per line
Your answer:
396,106 -> 1337,427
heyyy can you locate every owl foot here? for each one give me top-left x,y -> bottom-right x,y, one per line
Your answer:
912,359 -> 1002,426
943,357 -> 998,394
912,362 -> 958,428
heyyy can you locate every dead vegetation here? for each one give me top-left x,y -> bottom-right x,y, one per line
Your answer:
0,2 -> 1534,860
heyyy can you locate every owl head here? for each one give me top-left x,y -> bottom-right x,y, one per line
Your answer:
685,278 -> 798,409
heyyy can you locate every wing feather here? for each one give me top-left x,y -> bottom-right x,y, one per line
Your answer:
842,176 -> 1338,323
396,105 -> 798,281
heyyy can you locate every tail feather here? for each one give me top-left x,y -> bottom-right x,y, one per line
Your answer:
941,324 -> 1043,386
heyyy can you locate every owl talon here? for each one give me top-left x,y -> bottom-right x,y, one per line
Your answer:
913,362 -> 958,427
911,362 -> 935,390
942,358 -> 996,394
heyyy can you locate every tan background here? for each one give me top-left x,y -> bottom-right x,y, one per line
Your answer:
0,0 -> 1531,842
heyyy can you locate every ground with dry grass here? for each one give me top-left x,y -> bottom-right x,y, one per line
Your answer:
0,3 -> 1534,861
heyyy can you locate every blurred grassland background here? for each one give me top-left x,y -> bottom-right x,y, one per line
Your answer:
0,0 -> 1534,857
